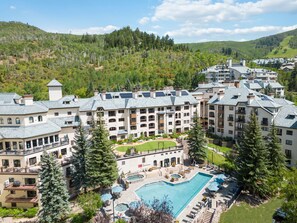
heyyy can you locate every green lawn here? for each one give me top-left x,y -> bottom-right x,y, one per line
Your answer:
206,149 -> 226,166
219,198 -> 283,223
115,140 -> 177,152
207,143 -> 231,154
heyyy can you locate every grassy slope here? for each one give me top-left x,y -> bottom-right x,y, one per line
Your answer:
267,36 -> 297,58
219,198 -> 283,223
206,149 -> 226,166
115,140 -> 177,152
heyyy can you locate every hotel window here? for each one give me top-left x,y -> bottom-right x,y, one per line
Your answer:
229,106 -> 234,110
2,159 -> 9,167
26,141 -> 31,149
27,191 -> 37,198
29,157 -> 37,166
169,122 -> 172,125
286,130 -> 293,136
148,108 -> 155,113
54,112 -> 59,116
0,142 -> 3,150
67,111 -> 72,115
119,126 -> 125,130
108,111 -> 116,117
55,135 -> 59,142
29,116 -> 34,123
118,110 -> 124,114
32,140 -> 37,147
122,161 -> 125,165
286,140 -> 293,145
109,118 -> 116,123
19,142 -> 23,150
168,114 -> 173,118
285,149 -> 292,159
119,118 -> 124,122
25,178 -> 36,185
38,115 -> 43,122
109,127 -> 116,131
184,106 -> 189,110
50,136 -> 54,143
130,126 -> 137,130
86,112 -> 92,116
7,118 -> 12,124
140,124 -> 147,128
0,118 -> 3,124
12,142 -> 17,150
61,148 -> 67,155
13,160 -> 21,167
15,118 -> 20,124
228,130 -> 233,134
142,157 -> 146,163
44,137 -> 49,144
140,109 -> 146,114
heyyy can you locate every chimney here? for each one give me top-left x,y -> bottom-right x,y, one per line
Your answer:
23,94 -> 34,105
176,88 -> 182,97
217,90 -> 225,101
94,89 -> 99,96
150,88 -> 156,98
101,90 -> 106,101
234,81 -> 240,88
74,95 -> 78,102
227,59 -> 232,67
47,79 -> 63,101
242,59 -> 246,67
132,88 -> 138,99
247,93 -> 255,105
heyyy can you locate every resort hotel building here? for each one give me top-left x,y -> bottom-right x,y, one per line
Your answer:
0,80 -> 198,208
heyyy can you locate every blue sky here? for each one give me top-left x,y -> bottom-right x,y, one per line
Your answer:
1,0 -> 297,43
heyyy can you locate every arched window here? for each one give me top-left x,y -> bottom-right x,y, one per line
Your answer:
29,117 -> 34,123
148,115 -> 155,121
140,124 -> 147,128
109,127 -> 116,131
0,118 -> 3,124
7,118 -> 12,124
149,123 -> 155,129
15,118 -> 20,124
109,135 -> 117,140
140,116 -> 147,122
38,115 -> 43,122
109,119 -> 116,123
175,120 -> 181,126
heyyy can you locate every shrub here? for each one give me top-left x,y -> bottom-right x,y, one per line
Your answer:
77,192 -> 103,219
162,133 -> 168,138
165,174 -> 169,179
0,207 -> 38,218
171,162 -> 176,167
170,178 -> 174,182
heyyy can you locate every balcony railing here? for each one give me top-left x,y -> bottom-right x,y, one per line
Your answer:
236,110 -> 246,114
5,195 -> 38,203
0,140 -> 69,156
261,121 -> 269,126
236,119 -> 245,123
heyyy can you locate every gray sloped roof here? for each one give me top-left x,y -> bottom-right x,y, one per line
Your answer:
274,105 -> 297,129
0,121 -> 61,139
245,82 -> 262,90
47,79 -> 62,87
79,90 -> 198,111
37,95 -> 90,109
0,93 -> 22,104
268,82 -> 284,88
49,116 -> 80,128
0,103 -> 48,115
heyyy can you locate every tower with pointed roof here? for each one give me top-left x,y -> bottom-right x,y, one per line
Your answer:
47,79 -> 63,101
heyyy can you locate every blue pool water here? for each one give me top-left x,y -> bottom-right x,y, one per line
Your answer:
127,174 -> 144,182
136,172 -> 212,217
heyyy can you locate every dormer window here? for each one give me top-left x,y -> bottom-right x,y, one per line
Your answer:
29,117 -> 34,123
38,115 -> 43,122
7,118 -> 12,124
15,118 -> 20,124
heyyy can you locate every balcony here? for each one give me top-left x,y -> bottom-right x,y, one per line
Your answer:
5,195 -> 38,203
0,140 -> 69,156
4,184 -> 37,191
261,121 -> 269,126
166,109 -> 175,114
236,110 -> 246,114
236,118 -> 245,123
228,117 -> 234,121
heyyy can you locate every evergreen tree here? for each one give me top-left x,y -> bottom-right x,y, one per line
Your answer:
38,152 -> 70,223
281,168 -> 297,223
86,118 -> 118,188
187,115 -> 207,164
235,112 -> 271,198
72,124 -> 89,193
266,123 -> 286,176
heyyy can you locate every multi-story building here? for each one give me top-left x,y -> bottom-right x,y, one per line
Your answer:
208,85 -> 297,166
0,80 -> 198,208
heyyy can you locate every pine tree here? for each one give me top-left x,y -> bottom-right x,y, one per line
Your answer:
86,118 -> 118,189
236,112 -> 271,198
38,152 -> 70,223
72,124 -> 89,193
266,123 -> 286,176
187,115 -> 207,164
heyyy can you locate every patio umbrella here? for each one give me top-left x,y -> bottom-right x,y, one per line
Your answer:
216,174 -> 227,180
129,201 -> 139,209
207,182 -> 220,192
215,178 -> 225,184
112,185 -> 124,193
101,193 -> 112,202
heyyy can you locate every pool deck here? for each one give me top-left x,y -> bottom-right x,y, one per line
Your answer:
106,165 -> 238,222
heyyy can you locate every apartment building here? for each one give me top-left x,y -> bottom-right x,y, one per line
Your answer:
0,80 -> 198,208
208,85 -> 297,166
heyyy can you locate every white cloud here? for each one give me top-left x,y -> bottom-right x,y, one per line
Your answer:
139,17 -> 150,25
10,5 -> 16,10
151,0 -> 297,23
152,25 -> 161,29
166,24 -> 297,38
69,25 -> 118,35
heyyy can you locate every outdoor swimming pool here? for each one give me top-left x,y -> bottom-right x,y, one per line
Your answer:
126,174 -> 144,183
136,172 -> 212,217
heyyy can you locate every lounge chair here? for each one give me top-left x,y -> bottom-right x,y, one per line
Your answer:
186,213 -> 195,219
193,206 -> 200,211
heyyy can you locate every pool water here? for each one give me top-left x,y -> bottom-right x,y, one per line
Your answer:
171,174 -> 182,179
115,203 -> 129,212
136,172 -> 212,217
127,174 -> 144,182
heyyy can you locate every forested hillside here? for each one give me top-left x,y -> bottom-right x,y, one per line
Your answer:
185,28 -> 297,59
0,22 -> 221,100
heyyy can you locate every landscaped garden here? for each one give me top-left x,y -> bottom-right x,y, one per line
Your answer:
219,198 -> 283,223
206,149 -> 227,166
207,143 -> 231,154
115,140 -> 177,152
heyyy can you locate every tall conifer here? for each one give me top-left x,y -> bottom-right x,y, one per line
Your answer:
236,112 -> 271,198
38,152 -> 70,223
